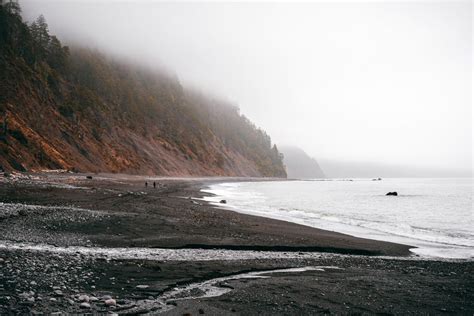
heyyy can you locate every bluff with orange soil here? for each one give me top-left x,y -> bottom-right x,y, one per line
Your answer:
0,6 -> 286,177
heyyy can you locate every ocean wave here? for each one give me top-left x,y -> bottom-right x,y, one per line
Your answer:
202,179 -> 474,259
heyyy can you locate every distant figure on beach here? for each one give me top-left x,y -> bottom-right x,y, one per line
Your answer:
145,182 -> 148,187
153,182 -> 156,188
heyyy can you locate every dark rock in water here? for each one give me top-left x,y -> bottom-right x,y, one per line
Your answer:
86,175 -> 93,179
220,200 -> 227,204
386,192 -> 398,196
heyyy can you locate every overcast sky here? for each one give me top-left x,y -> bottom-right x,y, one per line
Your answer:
21,0 -> 472,175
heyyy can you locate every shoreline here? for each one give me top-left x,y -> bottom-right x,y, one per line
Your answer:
201,179 -> 473,260
0,172 -> 412,257
0,172 -> 472,314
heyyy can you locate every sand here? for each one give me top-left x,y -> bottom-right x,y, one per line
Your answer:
0,172 -> 472,314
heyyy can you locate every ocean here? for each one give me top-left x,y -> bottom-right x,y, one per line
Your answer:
202,178 -> 473,259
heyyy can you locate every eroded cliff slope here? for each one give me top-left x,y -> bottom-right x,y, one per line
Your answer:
0,7 -> 286,177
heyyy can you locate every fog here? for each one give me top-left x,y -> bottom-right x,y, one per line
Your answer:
20,0 -> 472,176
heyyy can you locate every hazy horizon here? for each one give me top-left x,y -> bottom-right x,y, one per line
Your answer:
20,0 -> 472,176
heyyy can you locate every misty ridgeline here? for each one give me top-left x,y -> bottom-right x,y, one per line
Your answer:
0,2 -> 286,177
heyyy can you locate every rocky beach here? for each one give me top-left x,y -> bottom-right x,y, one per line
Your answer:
0,172 -> 473,315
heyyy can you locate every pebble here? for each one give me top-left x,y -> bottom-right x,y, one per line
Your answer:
105,298 -> 116,306
78,294 -> 89,302
136,285 -> 149,289
79,302 -> 91,309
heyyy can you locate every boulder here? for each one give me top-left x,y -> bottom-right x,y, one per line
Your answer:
386,192 -> 398,196
219,200 -> 227,204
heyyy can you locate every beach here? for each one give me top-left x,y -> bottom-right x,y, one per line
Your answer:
0,172 -> 472,314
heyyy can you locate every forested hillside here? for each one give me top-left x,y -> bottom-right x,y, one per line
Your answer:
0,4 -> 286,177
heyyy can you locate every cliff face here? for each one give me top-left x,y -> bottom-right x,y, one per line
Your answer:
279,146 -> 325,179
0,7 -> 286,177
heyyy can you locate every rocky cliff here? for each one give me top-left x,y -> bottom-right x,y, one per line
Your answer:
279,146 -> 325,179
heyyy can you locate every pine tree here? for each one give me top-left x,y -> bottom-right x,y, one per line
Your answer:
47,35 -> 69,71
30,14 -> 50,48
4,0 -> 21,16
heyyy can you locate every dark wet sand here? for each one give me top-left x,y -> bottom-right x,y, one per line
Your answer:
0,172 -> 472,315
0,172 -> 411,256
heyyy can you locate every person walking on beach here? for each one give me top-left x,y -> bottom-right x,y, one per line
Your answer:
145,181 -> 148,187
153,182 -> 156,188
